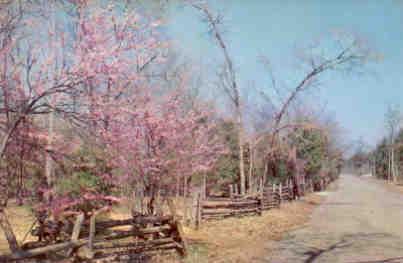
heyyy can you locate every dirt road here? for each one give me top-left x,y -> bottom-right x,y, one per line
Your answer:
265,174 -> 403,263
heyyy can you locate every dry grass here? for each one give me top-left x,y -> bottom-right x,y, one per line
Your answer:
182,193 -> 324,263
0,201 -> 36,254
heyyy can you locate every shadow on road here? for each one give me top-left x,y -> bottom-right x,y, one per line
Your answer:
303,239 -> 351,263
347,257 -> 403,263
277,232 -> 399,263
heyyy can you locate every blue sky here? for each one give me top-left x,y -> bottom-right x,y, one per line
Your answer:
166,1 -> 403,147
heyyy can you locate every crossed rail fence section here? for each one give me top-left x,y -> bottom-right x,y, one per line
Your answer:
189,177 -> 334,228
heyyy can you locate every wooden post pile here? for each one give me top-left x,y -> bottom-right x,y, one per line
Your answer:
1,212 -> 187,262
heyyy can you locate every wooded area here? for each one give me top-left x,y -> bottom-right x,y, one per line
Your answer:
350,104 -> 402,183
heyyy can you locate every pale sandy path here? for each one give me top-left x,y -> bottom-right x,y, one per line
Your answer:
264,174 -> 403,263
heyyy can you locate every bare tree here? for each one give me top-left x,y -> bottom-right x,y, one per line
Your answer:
191,3 -> 247,195
259,32 -> 373,181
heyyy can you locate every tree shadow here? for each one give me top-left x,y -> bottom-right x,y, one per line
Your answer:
302,239 -> 351,263
288,232 -> 398,263
348,257 -> 403,263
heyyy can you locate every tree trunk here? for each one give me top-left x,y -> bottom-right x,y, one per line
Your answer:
388,149 -> 391,182
392,148 -> 396,183
183,174 -> 188,198
238,113 -> 246,195
390,148 -> 395,183
263,162 -> 268,185
176,174 -> 180,198
248,142 -> 254,193
45,111 -> 54,201
45,0 -> 56,201
202,173 -> 207,199
373,156 -> 376,178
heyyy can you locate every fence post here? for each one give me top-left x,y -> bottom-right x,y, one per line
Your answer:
183,194 -> 189,225
192,192 -> 198,228
87,213 -> 96,259
140,187 -> 145,214
288,179 -> 294,201
86,208 -> 106,259
259,177 -> 264,215
289,179 -> 294,200
195,192 -> 201,229
66,213 -> 84,256
229,184 -> 233,199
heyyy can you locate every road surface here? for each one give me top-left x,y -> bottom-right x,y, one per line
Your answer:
265,174 -> 403,263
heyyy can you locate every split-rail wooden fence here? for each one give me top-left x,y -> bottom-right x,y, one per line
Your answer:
0,200 -> 187,262
190,177 -> 332,227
